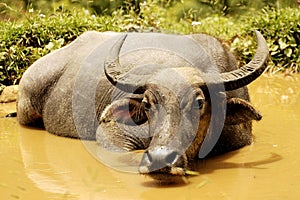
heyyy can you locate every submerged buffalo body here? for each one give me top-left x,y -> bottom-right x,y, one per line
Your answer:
17,31 -> 268,182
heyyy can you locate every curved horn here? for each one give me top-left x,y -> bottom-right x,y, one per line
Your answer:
220,31 -> 269,91
104,34 -> 127,86
104,34 -> 147,93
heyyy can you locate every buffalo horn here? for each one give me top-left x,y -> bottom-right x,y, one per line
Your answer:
104,34 -> 148,93
220,31 -> 269,91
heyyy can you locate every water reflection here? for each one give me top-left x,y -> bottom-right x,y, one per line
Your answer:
1,75 -> 300,199
252,75 -> 299,106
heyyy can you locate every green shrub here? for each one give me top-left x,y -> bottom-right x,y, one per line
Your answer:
230,8 -> 300,73
0,1 -> 168,91
0,9 -> 108,88
0,3 -> 299,93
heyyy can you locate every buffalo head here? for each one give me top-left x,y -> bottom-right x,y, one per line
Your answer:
98,31 -> 268,183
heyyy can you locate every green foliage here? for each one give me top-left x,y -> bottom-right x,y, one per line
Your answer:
0,9 -> 105,86
0,1 -> 168,88
231,8 -> 300,73
0,1 -> 24,20
168,0 -> 298,19
6,0 -> 144,16
1,0 -> 298,21
0,0 -> 299,92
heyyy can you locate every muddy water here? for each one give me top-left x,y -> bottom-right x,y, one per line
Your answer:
1,75 -> 300,200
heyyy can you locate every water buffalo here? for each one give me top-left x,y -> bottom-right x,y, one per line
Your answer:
17,31 -> 268,182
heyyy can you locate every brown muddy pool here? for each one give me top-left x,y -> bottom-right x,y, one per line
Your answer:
1,75 -> 300,200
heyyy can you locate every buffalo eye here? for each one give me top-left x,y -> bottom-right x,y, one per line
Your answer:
192,97 -> 205,110
142,100 -> 151,112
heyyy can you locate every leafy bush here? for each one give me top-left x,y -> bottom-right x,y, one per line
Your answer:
230,8 -> 300,73
0,9 -> 108,87
0,2 -> 299,93
0,1 -> 168,90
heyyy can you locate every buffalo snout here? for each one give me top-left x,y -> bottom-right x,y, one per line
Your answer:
139,146 -> 188,182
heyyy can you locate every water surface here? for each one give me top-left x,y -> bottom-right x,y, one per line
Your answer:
1,75 -> 299,200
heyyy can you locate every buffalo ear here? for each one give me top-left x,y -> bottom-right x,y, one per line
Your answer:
225,98 -> 262,125
100,98 -> 148,126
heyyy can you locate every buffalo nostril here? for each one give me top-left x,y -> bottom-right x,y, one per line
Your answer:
165,151 -> 179,166
144,150 -> 153,164
141,148 -> 180,172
